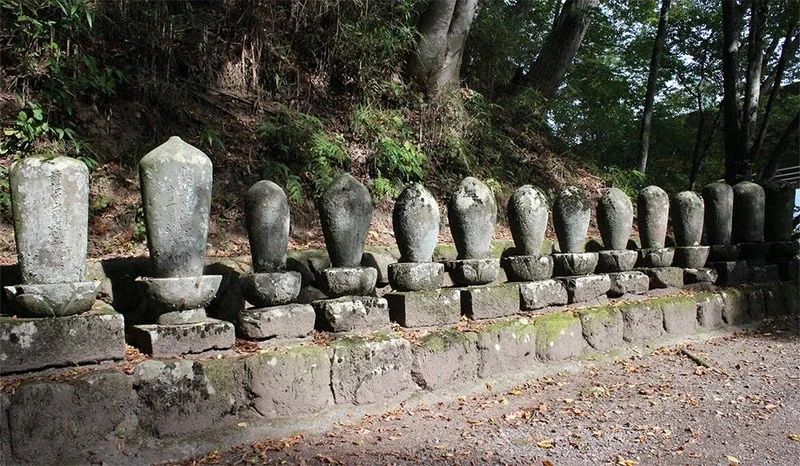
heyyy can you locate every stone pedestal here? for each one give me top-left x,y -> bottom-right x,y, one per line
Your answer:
447,258 -> 499,286
137,275 -> 222,325
0,302 -> 125,375
637,248 -> 674,267
637,267 -> 684,289
558,275 -> 611,303
319,267 -> 377,297
706,261 -> 748,286
387,262 -> 444,292
765,241 -> 798,262
747,264 -> 780,284
501,254 -> 553,282
607,271 -> 650,297
738,242 -> 769,263
3,281 -> 100,318
312,296 -> 389,332
386,288 -> 461,327
236,303 -> 316,340
552,252 -> 597,276
708,244 -> 740,262
239,271 -> 301,307
519,279 -> 569,311
683,268 -> 718,285
673,246 -> 709,269
128,319 -> 235,356
460,283 -> 520,320
596,250 -> 637,273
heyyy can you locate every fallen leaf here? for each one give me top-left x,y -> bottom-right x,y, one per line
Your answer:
236,422 -> 248,428
725,455 -> 740,465
542,461 -> 554,466
790,434 -> 800,441
536,439 -> 554,449
616,456 -> 638,466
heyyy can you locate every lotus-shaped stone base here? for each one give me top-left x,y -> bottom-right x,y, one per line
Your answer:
240,271 -> 302,307
596,250 -> 638,273
637,248 -> 675,268
552,252 -> 598,276
4,281 -> 100,317
320,267 -> 378,298
137,275 -> 221,324
501,254 -> 553,282
388,262 -> 444,292
673,246 -> 710,269
447,258 -> 500,286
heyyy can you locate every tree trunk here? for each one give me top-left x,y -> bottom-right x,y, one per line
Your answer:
522,0 -> 599,100
721,0 -> 746,183
759,112 -> 800,180
741,0 -> 769,160
637,0 -> 672,174
409,0 -> 479,96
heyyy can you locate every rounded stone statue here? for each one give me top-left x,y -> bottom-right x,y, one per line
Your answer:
393,183 -> 440,263
318,174 -> 373,268
448,177 -> 497,260
732,181 -> 765,244
637,185 -> 670,249
672,191 -> 704,247
139,136 -> 213,278
763,181 -> 795,242
597,187 -> 633,251
701,181 -> 734,246
507,185 -> 549,256
553,186 -> 591,253
245,180 -> 290,273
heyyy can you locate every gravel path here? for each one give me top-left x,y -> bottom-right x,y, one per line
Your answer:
166,315 -> 800,466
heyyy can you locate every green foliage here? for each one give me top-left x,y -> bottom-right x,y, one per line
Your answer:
0,101 -> 84,158
258,107 -> 349,200
0,165 -> 11,219
371,176 -> 399,203
601,167 -> 647,199
261,161 -> 304,205
199,128 -> 225,152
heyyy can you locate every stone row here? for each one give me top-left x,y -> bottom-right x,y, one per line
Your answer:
1,284 -> 796,465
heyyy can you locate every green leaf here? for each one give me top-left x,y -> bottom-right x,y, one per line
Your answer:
32,107 -> 43,121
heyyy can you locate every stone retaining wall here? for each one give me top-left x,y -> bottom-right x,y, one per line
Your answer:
1,282 -> 796,466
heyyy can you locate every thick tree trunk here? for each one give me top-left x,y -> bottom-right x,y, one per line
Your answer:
759,112 -> 800,180
721,0 -> 746,183
409,0 -> 479,96
522,0 -> 599,100
637,0 -> 672,174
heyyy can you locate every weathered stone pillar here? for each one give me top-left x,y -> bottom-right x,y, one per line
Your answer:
129,137 -> 234,355
386,184 -> 460,327
672,191 -> 715,286
446,177 -> 499,285
502,185 -> 553,281
596,187 -> 648,297
2,156 -> 124,375
762,181 -> 798,278
236,181 -> 314,340
636,186 -> 682,289
313,174 -> 388,332
552,186 -> 596,276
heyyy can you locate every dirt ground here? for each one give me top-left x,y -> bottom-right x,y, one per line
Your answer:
163,315 -> 800,466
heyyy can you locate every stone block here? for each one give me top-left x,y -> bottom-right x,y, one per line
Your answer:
461,283 -> 520,320
660,296 -> 697,335
0,302 -> 125,375
0,392 -> 9,462
708,244 -> 740,262
747,264 -> 780,284
330,337 -> 416,405
245,345 -> 334,417
534,312 -> 585,361
765,241 -> 798,262
739,242 -> 769,263
386,288 -> 461,327
312,296 -> 390,333
236,303 -> 315,340
501,254 -> 553,282
133,359 -> 246,438
761,285 -> 786,316
476,318 -> 537,378
362,250 -> 397,287
683,268 -> 718,284
8,370 -> 133,465
607,271 -> 649,297
578,306 -> 623,351
319,266 -> 377,298
744,287 -> 766,320
708,261 -> 748,286
620,302 -> 663,342
638,267 -> 683,289
558,274 -> 611,303
695,292 -> 724,329
128,319 -> 235,356
720,289 -> 750,325
412,330 -> 479,390
519,279 -> 569,311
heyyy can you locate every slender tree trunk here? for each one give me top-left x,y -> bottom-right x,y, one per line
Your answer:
637,0 -> 672,174
721,0 -> 746,183
759,112 -> 800,180
522,0 -> 599,100
741,0 -> 769,160
409,0 -> 479,96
